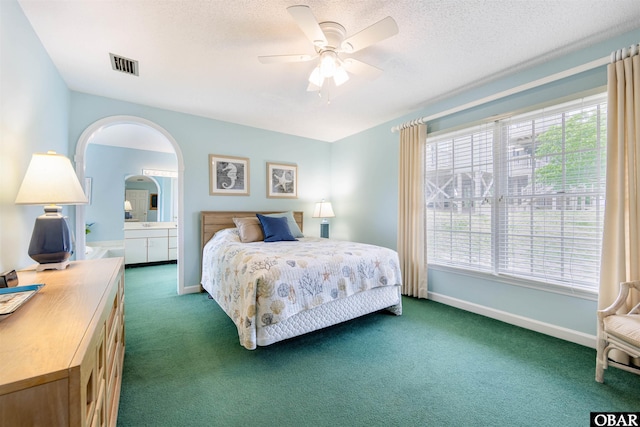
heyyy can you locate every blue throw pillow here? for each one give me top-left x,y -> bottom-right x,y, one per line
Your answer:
256,214 -> 298,242
263,211 -> 304,238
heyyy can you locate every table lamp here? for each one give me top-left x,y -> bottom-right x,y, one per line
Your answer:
124,200 -> 133,219
15,151 -> 88,271
312,200 -> 335,238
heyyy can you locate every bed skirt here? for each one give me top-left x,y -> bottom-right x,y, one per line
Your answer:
256,285 -> 402,346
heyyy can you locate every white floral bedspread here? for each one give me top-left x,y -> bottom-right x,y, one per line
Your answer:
201,228 -> 402,349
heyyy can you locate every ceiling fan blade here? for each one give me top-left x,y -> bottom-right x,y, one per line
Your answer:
258,54 -> 315,64
342,58 -> 383,79
287,5 -> 327,47
341,16 -> 398,53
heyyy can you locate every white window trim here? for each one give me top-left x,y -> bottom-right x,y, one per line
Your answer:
425,92 -> 607,296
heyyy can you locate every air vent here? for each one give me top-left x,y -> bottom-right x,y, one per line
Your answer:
110,53 -> 139,76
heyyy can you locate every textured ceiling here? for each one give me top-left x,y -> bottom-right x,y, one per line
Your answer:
17,0 -> 640,143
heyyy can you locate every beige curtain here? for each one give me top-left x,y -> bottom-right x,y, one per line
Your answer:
599,45 -> 640,316
398,124 -> 428,298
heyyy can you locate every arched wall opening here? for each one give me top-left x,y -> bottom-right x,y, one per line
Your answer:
74,115 -> 186,294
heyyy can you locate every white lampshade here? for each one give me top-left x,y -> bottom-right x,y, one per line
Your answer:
124,200 -> 133,211
308,52 -> 350,89
312,201 -> 335,218
308,66 -> 324,87
15,151 -> 88,206
319,51 -> 338,78
333,66 -> 349,86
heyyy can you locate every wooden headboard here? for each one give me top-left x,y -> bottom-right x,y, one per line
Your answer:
201,211 -> 304,250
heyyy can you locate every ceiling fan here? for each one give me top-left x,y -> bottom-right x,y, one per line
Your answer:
258,5 -> 398,94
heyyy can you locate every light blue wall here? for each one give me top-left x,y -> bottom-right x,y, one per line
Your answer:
69,92 -> 332,288
0,0 -> 71,272
330,124 -> 399,250
153,177 -> 175,222
331,28 -> 640,338
85,144 -> 177,242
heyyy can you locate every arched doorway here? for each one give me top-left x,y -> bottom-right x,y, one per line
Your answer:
74,116 -> 187,294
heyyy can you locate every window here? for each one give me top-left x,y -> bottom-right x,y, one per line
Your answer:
425,94 -> 607,291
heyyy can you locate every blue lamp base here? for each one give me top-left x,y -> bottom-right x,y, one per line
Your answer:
28,207 -> 73,271
320,222 -> 329,238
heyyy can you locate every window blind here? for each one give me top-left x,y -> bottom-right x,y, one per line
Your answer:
497,95 -> 606,289
425,123 -> 494,273
425,93 -> 607,291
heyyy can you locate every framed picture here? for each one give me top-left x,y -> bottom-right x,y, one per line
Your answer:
149,193 -> 158,210
209,154 -> 250,196
267,162 -> 297,198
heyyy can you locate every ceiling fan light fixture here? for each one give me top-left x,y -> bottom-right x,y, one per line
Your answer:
260,5 -> 398,96
308,66 -> 324,87
319,51 -> 338,78
333,66 -> 349,86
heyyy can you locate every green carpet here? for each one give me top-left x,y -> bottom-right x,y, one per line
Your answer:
117,264 -> 640,426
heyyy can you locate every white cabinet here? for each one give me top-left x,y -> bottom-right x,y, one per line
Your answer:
168,228 -> 178,260
147,237 -> 169,262
124,237 -> 148,264
124,227 -> 176,265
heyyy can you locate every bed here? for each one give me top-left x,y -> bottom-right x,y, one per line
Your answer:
200,211 -> 402,349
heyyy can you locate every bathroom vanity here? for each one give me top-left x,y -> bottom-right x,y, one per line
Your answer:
123,222 -> 177,265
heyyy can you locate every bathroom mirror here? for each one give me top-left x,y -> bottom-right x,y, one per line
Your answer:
124,174 -> 176,223
124,175 -> 158,222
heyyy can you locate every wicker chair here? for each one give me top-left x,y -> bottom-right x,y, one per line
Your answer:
595,280 -> 640,383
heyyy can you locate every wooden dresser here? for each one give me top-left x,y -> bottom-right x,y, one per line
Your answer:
0,258 -> 125,427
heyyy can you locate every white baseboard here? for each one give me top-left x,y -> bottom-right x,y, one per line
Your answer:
428,292 -> 597,348
181,285 -> 201,295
